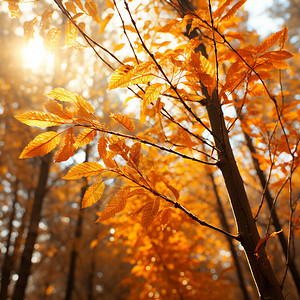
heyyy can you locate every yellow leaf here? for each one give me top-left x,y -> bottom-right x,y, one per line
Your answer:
64,2 -> 77,14
110,113 -> 134,133
106,0 -> 114,9
19,131 -> 60,159
109,65 -> 134,90
75,128 -> 97,148
45,88 -> 77,103
15,111 -> 67,127
99,13 -> 114,35
44,100 -> 73,120
44,28 -> 61,54
114,43 -> 125,51
55,128 -> 76,162
8,2 -> 20,18
219,0 -> 247,23
63,162 -> 105,180
65,19 -> 77,47
82,181 -> 105,208
73,0 -> 85,12
142,83 -> 162,113
85,0 -> 100,23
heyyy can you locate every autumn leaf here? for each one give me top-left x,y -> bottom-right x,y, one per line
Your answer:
96,186 -> 130,222
65,19 -> 77,47
97,136 -> 108,158
219,0 -> 247,23
110,113 -> 134,134
141,197 -> 160,229
44,28 -> 61,54
55,128 -> 76,162
75,128 -> 97,148
99,13 -> 114,35
82,181 -> 105,208
19,131 -> 60,159
15,111 -> 67,127
63,162 -> 105,180
255,230 -> 283,257
129,142 -> 141,168
44,99 -> 73,120
45,88 -> 77,103
142,83 -> 162,113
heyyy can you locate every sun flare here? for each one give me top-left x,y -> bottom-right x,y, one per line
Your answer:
22,37 -> 53,71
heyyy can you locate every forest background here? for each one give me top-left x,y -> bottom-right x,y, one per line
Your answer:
0,0 -> 299,299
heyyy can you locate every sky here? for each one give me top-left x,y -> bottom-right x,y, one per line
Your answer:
244,0 -> 284,37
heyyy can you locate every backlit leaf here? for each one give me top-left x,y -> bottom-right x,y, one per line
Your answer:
65,19 -> 77,47
45,88 -> 77,103
63,162 -> 105,180
44,28 -> 61,54
82,181 -> 105,208
75,128 -> 97,148
142,83 -> 162,112
219,0 -> 247,23
15,111 -> 67,127
97,136 -> 108,158
256,29 -> 284,53
110,113 -> 134,133
19,131 -> 60,159
55,128 -> 76,162
44,100 -> 73,119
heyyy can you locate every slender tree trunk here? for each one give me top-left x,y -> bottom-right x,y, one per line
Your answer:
207,170 -> 252,300
64,146 -> 89,300
204,88 -> 284,299
0,180 -> 18,300
12,154 -> 51,300
243,129 -> 300,295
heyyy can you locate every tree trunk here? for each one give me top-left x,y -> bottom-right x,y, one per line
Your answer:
207,170 -> 252,300
64,146 -> 89,300
243,129 -> 300,295
12,154 -> 51,300
204,89 -> 284,299
0,180 -> 18,300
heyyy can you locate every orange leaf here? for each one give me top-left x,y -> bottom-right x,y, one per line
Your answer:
110,113 -> 134,133
75,128 -> 97,148
15,111 -> 67,127
63,162 -> 105,180
161,207 -> 172,229
19,131 -> 60,159
96,187 -> 129,222
142,83 -> 162,113
219,0 -> 247,23
141,197 -> 160,229
256,29 -> 285,53
129,142 -> 141,168
82,181 -> 105,208
44,99 -> 73,120
99,13 -> 114,35
255,230 -> 283,257
97,136 -> 108,158
55,128 -> 76,162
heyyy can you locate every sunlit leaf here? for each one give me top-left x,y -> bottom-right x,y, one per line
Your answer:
19,131 -> 60,159
63,162 -> 105,180
82,181 -> 105,208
